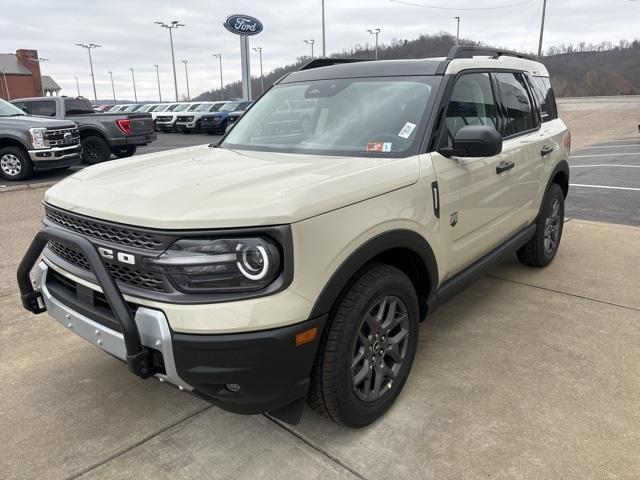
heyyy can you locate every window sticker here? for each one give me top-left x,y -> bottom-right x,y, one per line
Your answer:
367,142 -> 393,152
398,122 -> 416,139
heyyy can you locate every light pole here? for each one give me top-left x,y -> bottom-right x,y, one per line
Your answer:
212,54 -> 223,100
0,69 -> 9,101
153,64 -> 162,102
107,71 -> 116,103
155,20 -> 185,102
252,47 -> 264,94
304,39 -> 315,59
454,17 -> 460,44
74,76 -> 81,97
181,60 -> 190,101
129,68 -> 137,102
321,0 -> 326,57
367,28 -> 381,60
537,0 -> 547,60
28,56 -> 48,96
74,43 -> 101,102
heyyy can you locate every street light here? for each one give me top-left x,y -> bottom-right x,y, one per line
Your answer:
321,0 -> 326,57
252,47 -> 264,94
454,17 -> 460,44
74,43 -> 101,102
181,60 -> 190,101
304,39 -> 315,59
74,76 -> 81,97
107,71 -> 116,103
129,67 -> 137,102
367,28 -> 381,60
28,56 -> 48,96
153,64 -> 162,102
212,54 -> 223,100
155,20 -> 185,102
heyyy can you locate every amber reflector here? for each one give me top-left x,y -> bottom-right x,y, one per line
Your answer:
295,327 -> 318,346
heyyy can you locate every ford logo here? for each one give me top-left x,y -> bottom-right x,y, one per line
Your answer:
63,132 -> 72,141
223,14 -> 263,36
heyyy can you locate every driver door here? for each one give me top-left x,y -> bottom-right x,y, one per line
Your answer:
430,72 -> 517,280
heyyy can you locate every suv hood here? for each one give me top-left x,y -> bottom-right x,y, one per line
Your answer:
45,145 -> 419,229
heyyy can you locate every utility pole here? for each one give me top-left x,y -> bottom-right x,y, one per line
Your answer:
28,56 -> 48,96
367,28 -> 381,60
252,47 -> 264,94
129,68 -> 137,102
74,76 -> 81,97
181,60 -> 190,101
107,71 -> 116,103
1,69 -> 9,101
74,43 -> 101,102
321,0 -> 326,57
537,0 -> 547,60
153,64 -> 162,101
212,54 -> 223,100
155,20 -> 185,101
304,39 -> 315,58
454,17 -> 460,44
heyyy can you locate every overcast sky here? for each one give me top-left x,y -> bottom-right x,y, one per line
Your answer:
1,0 -> 638,102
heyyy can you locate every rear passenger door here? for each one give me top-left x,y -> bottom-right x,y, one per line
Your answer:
430,72 -> 518,279
493,72 -> 546,227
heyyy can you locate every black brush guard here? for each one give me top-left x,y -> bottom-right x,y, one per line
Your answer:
16,226 -> 156,379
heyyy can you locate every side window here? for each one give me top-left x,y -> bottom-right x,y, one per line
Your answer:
531,76 -> 557,122
29,101 -> 56,117
12,102 -> 29,114
494,73 -> 535,136
442,73 -> 497,147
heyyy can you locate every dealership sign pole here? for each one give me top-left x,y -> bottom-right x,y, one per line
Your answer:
224,14 -> 263,101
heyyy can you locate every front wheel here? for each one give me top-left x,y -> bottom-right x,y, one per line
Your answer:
111,145 -> 137,158
0,146 -> 33,181
308,264 -> 419,427
517,183 -> 565,267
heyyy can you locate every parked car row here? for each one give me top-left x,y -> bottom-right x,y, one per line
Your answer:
0,96 -> 157,181
96,100 -> 252,134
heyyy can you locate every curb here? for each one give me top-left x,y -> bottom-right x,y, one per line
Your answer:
0,181 -> 57,194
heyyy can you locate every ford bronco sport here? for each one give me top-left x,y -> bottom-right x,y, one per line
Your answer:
18,46 -> 570,427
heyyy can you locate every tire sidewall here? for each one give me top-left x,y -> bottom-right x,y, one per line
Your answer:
81,136 -> 110,164
0,146 -> 33,181
538,183 -> 565,263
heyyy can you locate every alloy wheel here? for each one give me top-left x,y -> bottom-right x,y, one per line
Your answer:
0,153 -> 22,177
350,295 -> 410,402
544,198 -> 561,253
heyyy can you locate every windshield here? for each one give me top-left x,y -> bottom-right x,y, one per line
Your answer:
187,103 -> 202,111
195,103 -> 215,112
139,104 -> 155,112
0,98 -> 26,116
148,104 -> 165,112
173,104 -> 189,112
222,76 -> 440,157
220,102 -> 241,112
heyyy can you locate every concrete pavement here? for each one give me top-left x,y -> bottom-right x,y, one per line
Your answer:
2,217 -> 639,479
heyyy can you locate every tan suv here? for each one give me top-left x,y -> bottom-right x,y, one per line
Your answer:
18,46 -> 570,427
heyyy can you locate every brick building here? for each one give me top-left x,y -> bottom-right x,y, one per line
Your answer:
0,49 -> 60,101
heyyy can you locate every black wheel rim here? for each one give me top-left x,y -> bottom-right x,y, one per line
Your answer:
350,295 -> 410,403
83,141 -> 101,161
544,198 -> 562,253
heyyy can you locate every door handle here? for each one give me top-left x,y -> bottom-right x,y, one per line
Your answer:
496,160 -> 515,174
541,146 -> 554,157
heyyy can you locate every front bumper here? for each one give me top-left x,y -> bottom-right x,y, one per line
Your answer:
28,144 -> 82,167
18,226 -> 324,422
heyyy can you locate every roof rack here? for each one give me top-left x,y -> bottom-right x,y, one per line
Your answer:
298,58 -> 368,71
445,45 -> 535,61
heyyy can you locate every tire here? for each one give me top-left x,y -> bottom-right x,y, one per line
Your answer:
308,264 -> 419,427
194,121 -> 202,133
81,136 -> 111,165
0,146 -> 33,181
517,183 -> 565,267
111,145 -> 137,159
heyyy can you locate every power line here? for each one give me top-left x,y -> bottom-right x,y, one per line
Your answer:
390,0 -> 532,11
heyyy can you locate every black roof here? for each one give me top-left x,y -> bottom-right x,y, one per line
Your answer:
280,58 -> 443,83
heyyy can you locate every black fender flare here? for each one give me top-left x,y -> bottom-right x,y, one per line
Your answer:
546,159 -> 570,198
308,229 -> 439,319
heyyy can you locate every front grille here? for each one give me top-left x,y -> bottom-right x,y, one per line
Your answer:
45,206 -> 165,250
176,116 -> 193,122
46,127 -> 80,146
48,241 -> 166,292
156,115 -> 172,122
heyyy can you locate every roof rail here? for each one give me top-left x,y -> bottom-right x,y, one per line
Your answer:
298,58 -> 368,71
445,45 -> 535,61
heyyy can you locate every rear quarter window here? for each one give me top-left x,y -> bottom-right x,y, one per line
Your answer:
64,98 -> 95,115
531,76 -> 558,122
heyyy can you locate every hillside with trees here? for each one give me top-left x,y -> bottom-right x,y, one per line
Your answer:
194,33 -> 640,101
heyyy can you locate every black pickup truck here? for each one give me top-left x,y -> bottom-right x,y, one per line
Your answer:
12,97 -> 156,164
0,98 -> 82,181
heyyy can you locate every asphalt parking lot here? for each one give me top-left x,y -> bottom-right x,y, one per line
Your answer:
1,106 -> 640,479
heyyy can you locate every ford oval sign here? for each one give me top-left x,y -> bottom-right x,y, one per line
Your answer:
224,14 -> 263,36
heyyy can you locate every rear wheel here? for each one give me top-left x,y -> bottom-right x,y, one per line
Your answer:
111,145 -> 137,158
81,136 -> 111,164
308,264 -> 419,427
0,146 -> 33,181
517,183 -> 565,267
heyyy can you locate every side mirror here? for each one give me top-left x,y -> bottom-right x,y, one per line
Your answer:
439,125 -> 503,158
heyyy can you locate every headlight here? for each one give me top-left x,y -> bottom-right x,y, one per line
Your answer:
29,128 -> 48,149
145,237 -> 281,293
